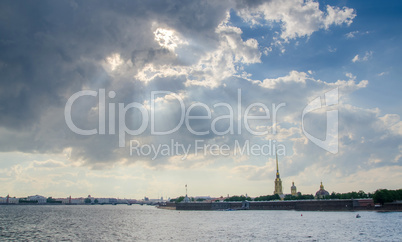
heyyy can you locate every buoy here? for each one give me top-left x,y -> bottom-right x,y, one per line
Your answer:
301,214 -> 303,216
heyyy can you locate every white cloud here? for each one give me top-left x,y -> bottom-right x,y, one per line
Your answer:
105,53 -> 124,71
328,46 -> 337,53
345,30 -> 370,39
259,70 -> 309,89
31,159 -> 67,169
323,5 -> 355,28
231,162 -> 274,181
379,114 -> 402,136
237,0 -> 356,41
259,70 -> 367,93
263,46 -> 273,56
352,54 -> 359,63
134,15 -> 262,88
352,51 -> 373,62
346,30 -> 359,39
345,72 -> 356,80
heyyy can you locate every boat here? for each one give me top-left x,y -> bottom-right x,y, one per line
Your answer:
356,214 -> 361,218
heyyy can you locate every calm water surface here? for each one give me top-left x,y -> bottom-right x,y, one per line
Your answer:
0,205 -> 401,241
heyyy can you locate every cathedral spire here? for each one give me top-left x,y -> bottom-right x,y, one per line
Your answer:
276,152 -> 280,178
274,153 -> 283,196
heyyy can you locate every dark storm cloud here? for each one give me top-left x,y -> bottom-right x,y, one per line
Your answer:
0,0 -> 235,165
0,0 -> 231,128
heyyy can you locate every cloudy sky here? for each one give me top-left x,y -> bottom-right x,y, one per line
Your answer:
1,0 -> 401,199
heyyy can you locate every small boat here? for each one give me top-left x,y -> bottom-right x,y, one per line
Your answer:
356,214 -> 361,218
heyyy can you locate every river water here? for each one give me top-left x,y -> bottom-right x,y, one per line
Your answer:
0,204 -> 400,241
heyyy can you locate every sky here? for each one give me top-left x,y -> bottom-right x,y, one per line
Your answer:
0,0 -> 401,199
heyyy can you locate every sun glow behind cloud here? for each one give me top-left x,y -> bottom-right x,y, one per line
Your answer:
106,53 -> 124,71
154,28 -> 187,51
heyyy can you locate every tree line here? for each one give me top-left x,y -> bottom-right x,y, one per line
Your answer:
372,189 -> 402,205
169,189 -> 402,203
318,190 -> 372,200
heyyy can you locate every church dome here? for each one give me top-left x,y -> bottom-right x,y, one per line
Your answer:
315,182 -> 329,198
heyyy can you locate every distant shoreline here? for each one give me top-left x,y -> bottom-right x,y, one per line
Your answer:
2,199 -> 401,212
0,203 -> 156,206
158,199 -> 402,212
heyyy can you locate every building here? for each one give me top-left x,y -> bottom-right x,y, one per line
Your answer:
97,198 -> 110,204
183,194 -> 191,203
182,184 -> 191,203
0,195 -> 18,204
70,198 -> 83,204
54,197 -> 71,204
291,182 -> 297,196
28,195 -> 47,204
315,182 -> 330,199
273,153 -> 283,196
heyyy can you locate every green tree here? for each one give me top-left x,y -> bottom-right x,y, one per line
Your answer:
284,194 -> 300,200
330,192 -> 339,199
172,196 -> 185,203
84,198 -> 91,204
253,194 -> 280,201
357,190 -> 366,198
224,195 -> 252,202
299,194 -> 314,200
373,189 -> 393,205
396,189 -> 402,200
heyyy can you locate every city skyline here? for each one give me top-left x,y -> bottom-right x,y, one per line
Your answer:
1,1 -> 401,198
0,154 -> 395,199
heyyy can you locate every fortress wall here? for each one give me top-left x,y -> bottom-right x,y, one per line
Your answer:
176,202 -> 213,210
166,199 -> 378,211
